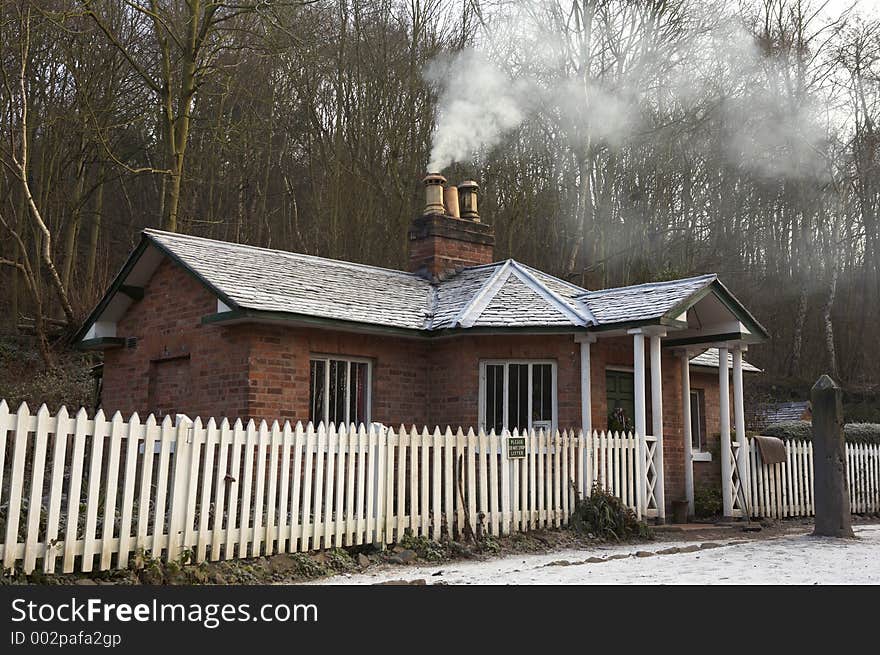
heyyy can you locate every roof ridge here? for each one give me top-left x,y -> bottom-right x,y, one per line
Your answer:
143,228 -> 430,282
509,262 -> 593,326
514,261 -> 591,294
453,260 -> 515,328
579,273 -> 716,297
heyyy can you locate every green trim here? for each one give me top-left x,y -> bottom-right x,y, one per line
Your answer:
664,282 -> 715,322
431,325 -> 594,338
689,363 -> 762,374
74,231 -> 241,345
72,238 -> 150,343
662,332 -> 746,347
708,279 -> 769,340
663,279 -> 769,341
202,309 -> 430,338
588,317 -> 688,333
119,285 -> 144,301
202,309 -> 595,340
77,337 -> 126,351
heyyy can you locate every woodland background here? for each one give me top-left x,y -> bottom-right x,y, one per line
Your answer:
0,0 -> 878,417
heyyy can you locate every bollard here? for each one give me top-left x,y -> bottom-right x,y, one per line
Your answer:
811,375 -> 854,538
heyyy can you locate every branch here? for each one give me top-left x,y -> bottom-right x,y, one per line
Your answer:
79,0 -> 162,94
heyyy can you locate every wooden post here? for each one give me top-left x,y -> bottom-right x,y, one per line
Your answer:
718,346 -> 733,516
680,352 -> 695,515
576,334 -> 596,435
811,375 -> 854,537
649,333 -> 666,520
732,347 -> 749,501
631,331 -> 647,512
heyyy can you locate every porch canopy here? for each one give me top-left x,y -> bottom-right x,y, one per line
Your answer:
575,275 -> 769,520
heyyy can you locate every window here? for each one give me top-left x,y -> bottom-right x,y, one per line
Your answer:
690,389 -> 707,452
309,356 -> 371,427
606,369 -> 635,432
479,361 -> 556,433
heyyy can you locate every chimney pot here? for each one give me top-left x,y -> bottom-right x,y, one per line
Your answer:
458,180 -> 479,222
443,185 -> 460,218
422,173 -> 446,215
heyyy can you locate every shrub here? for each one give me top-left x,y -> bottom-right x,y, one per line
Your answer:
569,484 -> 651,541
762,421 -> 812,441
844,423 -> 880,444
762,421 -> 880,445
693,485 -> 723,518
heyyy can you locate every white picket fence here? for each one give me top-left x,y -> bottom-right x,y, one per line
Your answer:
742,437 -> 880,518
0,400 -> 656,575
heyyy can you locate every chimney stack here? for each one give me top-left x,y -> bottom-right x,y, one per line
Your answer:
443,185 -> 460,218
457,181 -> 479,221
422,173 -> 447,215
408,174 -> 495,279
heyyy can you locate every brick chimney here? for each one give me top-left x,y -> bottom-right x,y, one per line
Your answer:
408,174 -> 495,279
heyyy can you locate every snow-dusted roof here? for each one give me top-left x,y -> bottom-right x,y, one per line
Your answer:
755,401 -> 811,427
578,275 -> 717,325
77,229 -> 765,340
689,348 -> 762,372
144,229 -> 595,331
147,229 -> 435,330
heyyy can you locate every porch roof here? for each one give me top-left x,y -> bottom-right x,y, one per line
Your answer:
689,348 -> 762,373
74,229 -> 768,344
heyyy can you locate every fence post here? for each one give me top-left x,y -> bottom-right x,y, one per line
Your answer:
166,416 -> 194,561
811,375 -> 853,537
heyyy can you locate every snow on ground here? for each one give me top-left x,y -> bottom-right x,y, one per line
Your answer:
313,524 -> 880,585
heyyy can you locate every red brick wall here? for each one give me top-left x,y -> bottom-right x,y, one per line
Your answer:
243,324 -> 430,426
100,255 -> 732,514
426,335 -> 582,430
101,257 -> 251,421
408,214 -> 495,277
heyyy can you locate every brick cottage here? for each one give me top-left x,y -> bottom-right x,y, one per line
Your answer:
75,174 -> 766,519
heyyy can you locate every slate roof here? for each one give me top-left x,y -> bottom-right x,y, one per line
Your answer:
147,229 -> 435,329
578,275 -> 717,325
754,401 -> 811,428
80,229 -> 761,338
689,348 -> 762,373
146,229 -> 594,331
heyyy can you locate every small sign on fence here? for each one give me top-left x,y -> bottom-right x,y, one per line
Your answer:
507,436 -> 526,459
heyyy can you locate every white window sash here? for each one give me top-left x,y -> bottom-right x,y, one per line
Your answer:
479,359 -> 557,433
311,355 -> 372,427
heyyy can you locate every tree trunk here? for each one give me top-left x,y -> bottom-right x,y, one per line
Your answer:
85,163 -> 105,293
823,262 -> 839,379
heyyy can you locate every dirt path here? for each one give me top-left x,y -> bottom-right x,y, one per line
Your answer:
305,523 -> 880,585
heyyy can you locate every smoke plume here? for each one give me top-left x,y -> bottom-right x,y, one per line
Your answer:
425,49 -> 530,172
424,1 -> 836,181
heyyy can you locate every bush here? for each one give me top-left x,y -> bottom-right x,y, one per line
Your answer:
762,421 -> 880,444
844,423 -> 880,444
569,484 -> 651,541
762,421 -> 812,441
693,485 -> 722,519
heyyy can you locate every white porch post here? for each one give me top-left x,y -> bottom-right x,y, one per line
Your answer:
732,346 -> 748,501
649,333 -> 666,521
680,351 -> 694,515
575,334 -> 596,435
631,331 -> 648,512
719,346 -> 733,517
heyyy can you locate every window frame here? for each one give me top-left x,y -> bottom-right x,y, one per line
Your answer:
478,359 -> 558,433
309,354 -> 373,427
690,388 -> 711,461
